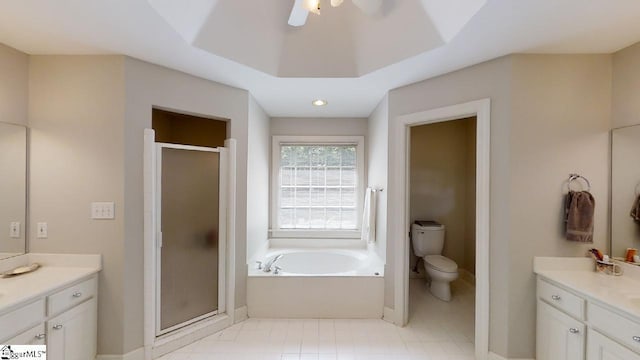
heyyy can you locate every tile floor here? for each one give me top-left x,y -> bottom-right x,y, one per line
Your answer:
159,278 -> 475,360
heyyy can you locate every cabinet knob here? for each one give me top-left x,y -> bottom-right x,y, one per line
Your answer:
35,334 -> 46,340
633,336 -> 640,342
72,291 -> 83,298
551,295 -> 561,301
53,324 -> 63,330
569,328 -> 579,334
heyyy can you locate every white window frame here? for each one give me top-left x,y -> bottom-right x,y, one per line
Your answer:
270,135 -> 365,239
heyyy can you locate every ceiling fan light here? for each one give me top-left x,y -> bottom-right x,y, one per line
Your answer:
303,0 -> 321,15
331,0 -> 344,7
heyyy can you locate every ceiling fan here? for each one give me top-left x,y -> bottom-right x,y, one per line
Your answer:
288,0 -> 383,27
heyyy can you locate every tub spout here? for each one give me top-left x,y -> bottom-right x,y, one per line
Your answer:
264,254 -> 284,272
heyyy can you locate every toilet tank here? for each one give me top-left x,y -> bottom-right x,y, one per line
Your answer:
411,221 -> 445,257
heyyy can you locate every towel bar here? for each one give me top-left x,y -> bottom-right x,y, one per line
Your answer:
568,173 -> 591,192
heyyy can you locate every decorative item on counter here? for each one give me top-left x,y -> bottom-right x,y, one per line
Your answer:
1,263 -> 40,278
626,248 -> 638,262
588,248 -> 604,261
588,249 -> 623,276
634,255 -> 640,263
595,260 -> 623,276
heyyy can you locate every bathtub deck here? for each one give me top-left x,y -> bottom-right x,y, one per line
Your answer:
247,276 -> 384,318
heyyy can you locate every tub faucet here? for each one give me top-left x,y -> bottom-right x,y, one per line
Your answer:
263,254 -> 283,272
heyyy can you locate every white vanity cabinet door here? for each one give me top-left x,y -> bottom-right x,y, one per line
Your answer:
4,324 -> 46,345
537,300 -> 586,360
588,329 -> 640,360
46,298 -> 97,360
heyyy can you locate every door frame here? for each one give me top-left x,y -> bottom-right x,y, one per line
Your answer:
153,142 -> 227,336
143,129 -> 236,358
391,99 -> 490,359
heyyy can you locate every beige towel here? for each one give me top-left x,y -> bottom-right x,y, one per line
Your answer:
564,191 -> 595,243
631,194 -> 640,223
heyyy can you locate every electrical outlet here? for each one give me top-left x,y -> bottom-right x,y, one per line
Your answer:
37,222 -> 48,238
91,202 -> 115,220
9,222 -> 20,238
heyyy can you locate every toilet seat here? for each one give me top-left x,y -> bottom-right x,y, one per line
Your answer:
424,255 -> 458,273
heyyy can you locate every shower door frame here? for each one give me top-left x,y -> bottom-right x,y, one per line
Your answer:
154,142 -> 228,336
144,128 -> 237,359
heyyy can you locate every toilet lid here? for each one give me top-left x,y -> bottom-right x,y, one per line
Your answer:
424,255 -> 458,273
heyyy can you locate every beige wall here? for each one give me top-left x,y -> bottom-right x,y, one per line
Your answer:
270,117 -> 368,136
388,54 -> 612,358
25,54 -> 252,357
246,95 -> 270,260
409,118 -> 476,275
613,41 -> 640,128
367,97 -> 389,262
389,56 -> 514,354
0,43 -> 28,126
508,54 -> 611,357
28,56 -> 127,355
123,57 -> 251,354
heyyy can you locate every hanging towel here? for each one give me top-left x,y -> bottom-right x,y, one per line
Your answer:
361,187 -> 377,243
564,190 -> 595,243
631,194 -> 640,223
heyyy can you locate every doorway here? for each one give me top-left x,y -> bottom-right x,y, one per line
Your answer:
391,99 -> 490,359
407,117 -> 477,346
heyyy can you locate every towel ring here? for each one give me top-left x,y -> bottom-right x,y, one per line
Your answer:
568,173 -> 591,192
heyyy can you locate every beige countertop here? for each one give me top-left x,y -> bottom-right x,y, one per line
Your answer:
0,253 -> 101,316
534,256 -> 640,321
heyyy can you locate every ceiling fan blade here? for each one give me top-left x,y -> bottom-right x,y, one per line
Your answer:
288,0 -> 309,27
351,0 -> 383,15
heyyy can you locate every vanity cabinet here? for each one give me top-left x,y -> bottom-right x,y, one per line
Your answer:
0,274 -> 98,360
536,276 -> 640,360
537,300 -> 585,360
588,329 -> 640,360
47,298 -> 97,360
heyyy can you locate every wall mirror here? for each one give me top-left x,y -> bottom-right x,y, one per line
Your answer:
0,122 -> 27,260
611,124 -> 640,262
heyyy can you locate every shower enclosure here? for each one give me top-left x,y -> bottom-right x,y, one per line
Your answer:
155,143 -> 228,335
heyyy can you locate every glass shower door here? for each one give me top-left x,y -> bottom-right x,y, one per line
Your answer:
156,143 -> 226,335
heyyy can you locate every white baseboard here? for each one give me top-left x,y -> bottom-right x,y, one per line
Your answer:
96,348 -> 144,360
488,352 -> 534,360
382,306 -> 395,324
235,305 -> 248,323
459,268 -> 476,286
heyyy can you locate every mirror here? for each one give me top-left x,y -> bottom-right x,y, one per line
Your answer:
611,124 -> 640,262
0,122 -> 27,259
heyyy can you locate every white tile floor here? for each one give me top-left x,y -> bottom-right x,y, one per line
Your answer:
159,278 -> 475,360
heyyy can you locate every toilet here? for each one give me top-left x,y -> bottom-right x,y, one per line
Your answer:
411,220 -> 458,301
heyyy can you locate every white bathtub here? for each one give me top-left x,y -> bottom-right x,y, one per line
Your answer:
247,249 -> 385,318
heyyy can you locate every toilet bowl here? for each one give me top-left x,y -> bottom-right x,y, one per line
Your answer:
411,221 -> 459,301
423,255 -> 458,301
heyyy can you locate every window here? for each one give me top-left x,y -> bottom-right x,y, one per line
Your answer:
271,136 -> 364,238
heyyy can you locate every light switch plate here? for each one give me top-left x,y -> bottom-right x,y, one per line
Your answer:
37,222 -> 48,238
9,222 -> 20,238
91,202 -> 115,220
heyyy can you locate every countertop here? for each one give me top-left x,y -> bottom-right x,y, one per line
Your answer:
534,257 -> 640,321
0,253 -> 101,316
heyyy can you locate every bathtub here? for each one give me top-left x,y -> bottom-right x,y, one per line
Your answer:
247,249 -> 385,318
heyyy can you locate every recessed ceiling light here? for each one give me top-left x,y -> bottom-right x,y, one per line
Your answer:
312,99 -> 328,106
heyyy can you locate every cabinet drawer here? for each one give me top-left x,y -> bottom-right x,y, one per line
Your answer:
47,277 -> 97,316
0,299 -> 45,342
589,302 -> 640,353
538,278 -> 585,320
5,324 -> 46,345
